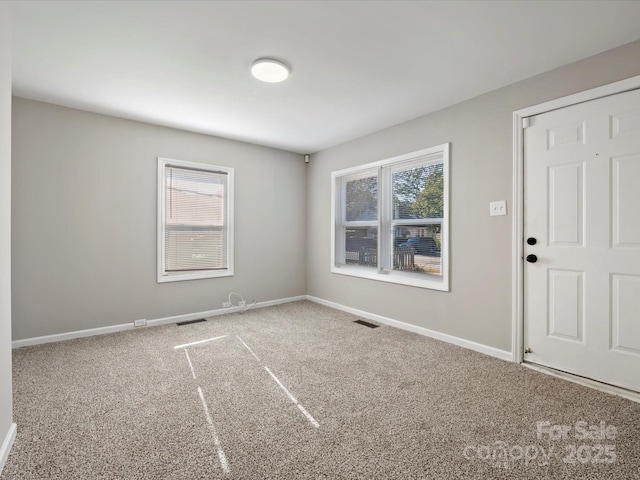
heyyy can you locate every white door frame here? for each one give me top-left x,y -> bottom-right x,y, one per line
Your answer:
512,74 -> 640,365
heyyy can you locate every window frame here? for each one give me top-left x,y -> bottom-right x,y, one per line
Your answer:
157,157 -> 234,283
331,144 -> 449,291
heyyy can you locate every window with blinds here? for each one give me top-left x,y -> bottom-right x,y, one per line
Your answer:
158,158 -> 234,282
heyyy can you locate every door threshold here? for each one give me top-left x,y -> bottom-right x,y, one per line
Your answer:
522,362 -> 640,404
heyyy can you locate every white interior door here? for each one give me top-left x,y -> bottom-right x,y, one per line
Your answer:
524,88 -> 640,393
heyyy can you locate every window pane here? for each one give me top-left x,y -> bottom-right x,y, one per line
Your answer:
392,224 -> 441,276
342,227 -> 378,268
166,168 -> 226,227
165,230 -> 226,271
345,175 -> 377,221
393,163 -> 443,220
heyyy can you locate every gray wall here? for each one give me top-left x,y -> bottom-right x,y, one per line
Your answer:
0,0 -> 14,460
306,40 -> 640,352
12,99 -> 307,340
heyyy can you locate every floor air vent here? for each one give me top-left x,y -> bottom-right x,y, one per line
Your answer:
177,318 -> 206,326
354,319 -> 379,328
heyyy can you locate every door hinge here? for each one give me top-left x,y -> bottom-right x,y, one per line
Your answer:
524,347 -> 532,354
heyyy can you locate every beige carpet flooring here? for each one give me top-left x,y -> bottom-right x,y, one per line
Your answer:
2,300 -> 639,479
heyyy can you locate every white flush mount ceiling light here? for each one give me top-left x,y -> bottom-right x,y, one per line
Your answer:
251,58 -> 290,83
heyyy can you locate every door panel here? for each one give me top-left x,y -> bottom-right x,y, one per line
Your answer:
524,88 -> 640,393
611,110 -> 640,138
548,162 -> 584,246
612,154 -> 640,246
547,269 -> 584,342
611,274 -> 640,356
547,121 -> 586,150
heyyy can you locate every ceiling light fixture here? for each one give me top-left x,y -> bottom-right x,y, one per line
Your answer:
251,58 -> 290,83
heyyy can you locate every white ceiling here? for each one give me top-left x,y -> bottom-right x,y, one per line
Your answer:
11,0 -> 640,154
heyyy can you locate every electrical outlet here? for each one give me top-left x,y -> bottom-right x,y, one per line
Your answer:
134,319 -> 147,327
489,200 -> 507,216
222,302 -> 232,308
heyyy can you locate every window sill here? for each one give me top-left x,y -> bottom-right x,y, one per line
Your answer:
157,270 -> 234,283
331,265 -> 449,291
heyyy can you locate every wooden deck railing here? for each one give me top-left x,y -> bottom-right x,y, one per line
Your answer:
346,247 -> 415,270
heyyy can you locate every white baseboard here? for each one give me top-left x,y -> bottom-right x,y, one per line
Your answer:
306,295 -> 513,362
0,423 -> 16,476
12,323 -> 135,348
146,295 -> 307,327
12,295 -> 307,348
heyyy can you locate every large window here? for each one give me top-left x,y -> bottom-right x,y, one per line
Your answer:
157,157 -> 234,282
331,144 -> 449,291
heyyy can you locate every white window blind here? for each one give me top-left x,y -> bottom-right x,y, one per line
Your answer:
158,158 -> 234,282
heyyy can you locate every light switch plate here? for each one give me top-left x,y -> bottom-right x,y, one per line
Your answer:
489,200 -> 507,216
